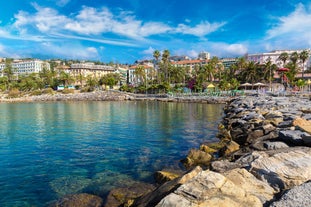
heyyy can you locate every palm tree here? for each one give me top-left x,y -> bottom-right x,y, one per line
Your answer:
278,52 -> 289,67
134,65 -> 146,86
161,49 -> 170,82
300,50 -> 310,79
290,52 -> 299,66
153,50 -> 161,83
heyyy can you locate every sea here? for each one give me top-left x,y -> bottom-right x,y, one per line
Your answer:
0,101 -> 224,206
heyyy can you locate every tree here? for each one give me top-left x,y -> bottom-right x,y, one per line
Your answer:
161,49 -> 170,82
2,59 -> 15,89
290,52 -> 299,66
99,73 -> 120,89
300,50 -> 310,79
59,71 -> 74,86
134,65 -> 146,86
278,52 -> 289,67
153,50 -> 161,83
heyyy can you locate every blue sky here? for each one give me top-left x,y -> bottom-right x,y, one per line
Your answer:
0,0 -> 310,64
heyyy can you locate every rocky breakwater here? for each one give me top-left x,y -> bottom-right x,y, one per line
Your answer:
0,91 -> 135,102
132,95 -> 311,207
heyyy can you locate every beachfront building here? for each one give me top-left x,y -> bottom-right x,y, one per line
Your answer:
128,64 -> 154,86
198,51 -> 210,60
69,62 -> 116,79
247,49 -> 311,70
220,58 -> 239,69
0,59 -> 50,76
171,59 -> 209,73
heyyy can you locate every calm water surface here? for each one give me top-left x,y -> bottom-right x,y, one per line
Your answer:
0,101 -> 224,206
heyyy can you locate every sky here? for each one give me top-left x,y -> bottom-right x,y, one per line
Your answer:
0,0 -> 311,64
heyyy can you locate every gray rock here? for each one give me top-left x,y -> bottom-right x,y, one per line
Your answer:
269,181 -> 311,207
279,130 -> 308,145
263,141 -> 289,150
210,160 -> 241,173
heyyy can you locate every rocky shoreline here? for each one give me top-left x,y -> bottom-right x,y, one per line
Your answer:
126,94 -> 311,207
6,91 -> 311,206
0,90 -> 231,104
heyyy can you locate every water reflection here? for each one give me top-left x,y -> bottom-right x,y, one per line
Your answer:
0,101 -> 224,206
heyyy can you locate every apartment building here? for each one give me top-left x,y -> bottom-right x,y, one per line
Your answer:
0,59 -> 50,76
171,59 -> 209,73
247,49 -> 311,70
70,62 -> 116,79
198,51 -> 210,60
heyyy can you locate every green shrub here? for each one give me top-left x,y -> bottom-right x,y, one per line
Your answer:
80,86 -> 94,93
62,88 -> 75,94
42,88 -> 54,94
30,90 -> 43,96
7,88 -> 20,98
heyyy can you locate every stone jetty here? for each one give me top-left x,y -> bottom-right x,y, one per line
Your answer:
130,95 -> 311,207
0,90 -> 230,104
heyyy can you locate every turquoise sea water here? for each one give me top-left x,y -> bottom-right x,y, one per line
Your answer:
0,101 -> 224,206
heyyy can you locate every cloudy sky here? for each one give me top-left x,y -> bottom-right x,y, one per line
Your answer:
0,0 -> 310,63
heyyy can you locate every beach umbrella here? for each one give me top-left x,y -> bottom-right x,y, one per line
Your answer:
277,68 -> 289,72
207,84 -> 215,88
254,82 -> 266,86
240,82 -> 252,90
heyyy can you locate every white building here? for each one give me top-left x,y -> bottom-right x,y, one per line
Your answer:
247,49 -> 311,71
0,59 -> 50,76
198,51 -> 210,60
70,62 -> 116,77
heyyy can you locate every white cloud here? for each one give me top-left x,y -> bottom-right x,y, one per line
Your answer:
266,3 -> 311,48
39,42 -> 100,59
12,4 -> 224,40
14,3 -> 69,33
142,46 -> 155,55
175,21 -> 226,37
56,0 -> 71,7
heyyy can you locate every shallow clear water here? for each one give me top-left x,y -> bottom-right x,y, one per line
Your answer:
0,101 -> 224,206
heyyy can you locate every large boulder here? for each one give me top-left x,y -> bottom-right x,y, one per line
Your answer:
133,166 -> 203,207
269,181 -> 311,207
239,147 -> 311,191
278,130 -> 307,146
49,193 -> 103,207
154,171 -> 181,185
104,182 -> 155,207
181,149 -> 212,169
156,170 -> 268,207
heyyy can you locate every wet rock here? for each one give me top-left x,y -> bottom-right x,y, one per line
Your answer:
49,193 -> 103,207
133,166 -> 203,207
104,182 -> 155,207
199,144 -> 218,154
181,149 -> 212,169
154,171 -> 181,184
50,176 -> 92,197
219,140 -> 240,156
